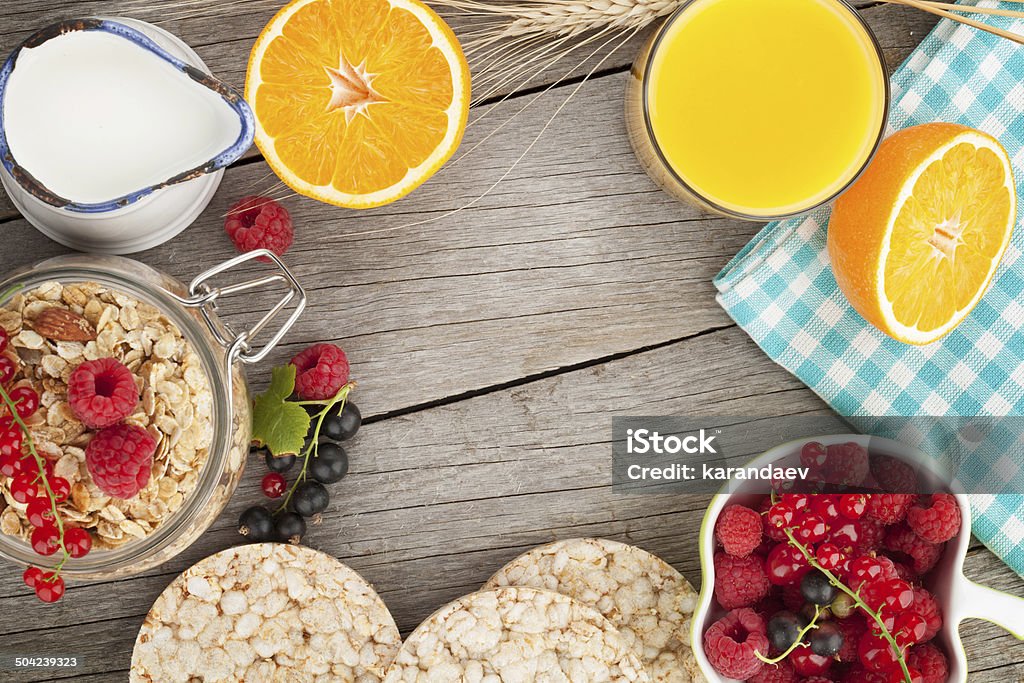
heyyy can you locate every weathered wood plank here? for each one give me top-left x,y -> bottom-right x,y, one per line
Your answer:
1,329 -> 1023,681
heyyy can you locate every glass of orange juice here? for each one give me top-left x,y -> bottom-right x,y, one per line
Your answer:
626,0 -> 890,220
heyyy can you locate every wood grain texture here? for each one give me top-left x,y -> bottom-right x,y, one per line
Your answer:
1,1 -> 1022,682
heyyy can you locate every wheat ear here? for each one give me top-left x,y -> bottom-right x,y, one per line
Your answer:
434,0 -> 682,38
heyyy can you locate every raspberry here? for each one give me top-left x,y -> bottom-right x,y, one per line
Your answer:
702,608 -> 769,680
68,358 -> 139,429
856,517 -> 886,553
908,587 -> 942,642
715,504 -> 763,557
749,660 -> 796,683
224,196 -> 294,262
714,552 -> 770,609
85,424 -> 156,499
801,677 -> 833,683
907,643 -> 948,683
837,616 -> 868,662
866,493 -> 915,525
906,493 -> 961,543
822,441 -> 870,486
883,524 -> 943,575
839,666 -> 888,683
291,343 -> 350,401
871,454 -> 918,492
782,582 -> 804,612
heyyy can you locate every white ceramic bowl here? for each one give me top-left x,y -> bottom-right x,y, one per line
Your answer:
693,434 -> 1024,682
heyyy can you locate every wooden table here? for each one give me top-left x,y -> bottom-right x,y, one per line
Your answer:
1,1 -> 1023,681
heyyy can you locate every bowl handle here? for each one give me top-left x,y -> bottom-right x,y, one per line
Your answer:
957,577 -> 1024,639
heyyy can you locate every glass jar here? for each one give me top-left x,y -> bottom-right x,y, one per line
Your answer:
0,250 -> 304,579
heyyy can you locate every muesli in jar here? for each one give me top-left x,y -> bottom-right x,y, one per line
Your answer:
0,280 -> 214,551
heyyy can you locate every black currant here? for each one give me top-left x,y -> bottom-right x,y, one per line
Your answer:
265,450 -> 296,473
800,601 -> 830,625
336,402 -> 361,440
321,414 -> 346,441
767,610 -> 803,653
801,570 -> 837,606
238,506 -> 274,541
809,621 -> 844,657
310,443 -> 349,484
276,511 -> 307,544
292,481 -> 330,517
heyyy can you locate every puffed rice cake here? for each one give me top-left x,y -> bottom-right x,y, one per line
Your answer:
384,586 -> 651,683
484,539 -> 703,683
131,543 -> 401,683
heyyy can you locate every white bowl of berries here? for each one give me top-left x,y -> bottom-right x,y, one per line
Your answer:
692,434 -> 1024,683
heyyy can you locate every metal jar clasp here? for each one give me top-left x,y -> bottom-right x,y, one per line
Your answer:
171,250 -> 306,366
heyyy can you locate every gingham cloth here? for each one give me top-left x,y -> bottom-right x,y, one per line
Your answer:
714,2 -> 1024,576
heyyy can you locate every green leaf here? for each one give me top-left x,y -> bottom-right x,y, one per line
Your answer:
251,365 -> 310,456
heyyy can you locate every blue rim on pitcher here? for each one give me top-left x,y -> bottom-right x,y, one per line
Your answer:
0,18 -> 255,214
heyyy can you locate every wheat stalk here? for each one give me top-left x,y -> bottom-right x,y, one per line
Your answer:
435,0 -> 682,38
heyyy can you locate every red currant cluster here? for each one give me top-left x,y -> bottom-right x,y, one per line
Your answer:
0,330 -> 91,603
702,441 -> 957,683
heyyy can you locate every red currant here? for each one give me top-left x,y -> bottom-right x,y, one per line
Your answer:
794,512 -> 828,545
49,476 -> 70,503
893,612 -> 928,647
766,543 -> 811,585
826,520 -> 861,550
0,355 -> 15,384
815,543 -> 844,570
11,473 -> 42,504
0,452 -> 27,478
840,493 -> 868,519
790,643 -> 832,676
25,498 -> 56,528
888,667 -> 923,683
64,527 -> 92,558
35,573 -> 65,603
848,556 -> 885,590
8,386 -> 39,418
0,328 -> 8,354
30,525 -> 60,556
858,632 -> 903,672
782,493 -> 811,511
22,566 -> 44,589
800,441 -> 828,471
876,578 -> 914,611
767,502 -> 795,530
0,419 -> 23,458
811,495 -> 841,522
261,472 -> 287,499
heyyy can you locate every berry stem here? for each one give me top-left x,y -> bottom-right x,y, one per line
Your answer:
0,285 -> 23,302
0,383 -> 70,577
754,604 -> 821,665
783,528 -> 912,683
275,382 -> 353,515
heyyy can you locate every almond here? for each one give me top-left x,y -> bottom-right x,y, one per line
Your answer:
30,308 -> 97,342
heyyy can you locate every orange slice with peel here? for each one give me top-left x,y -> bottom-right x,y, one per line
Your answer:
828,123 -> 1016,345
246,0 -> 470,208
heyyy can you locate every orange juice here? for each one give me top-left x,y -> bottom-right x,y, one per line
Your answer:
627,0 -> 888,219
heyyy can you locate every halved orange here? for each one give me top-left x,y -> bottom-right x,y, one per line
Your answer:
828,123 -> 1016,345
246,0 -> 470,208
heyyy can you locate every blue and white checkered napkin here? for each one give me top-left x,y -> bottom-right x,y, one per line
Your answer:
713,3 -> 1024,575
